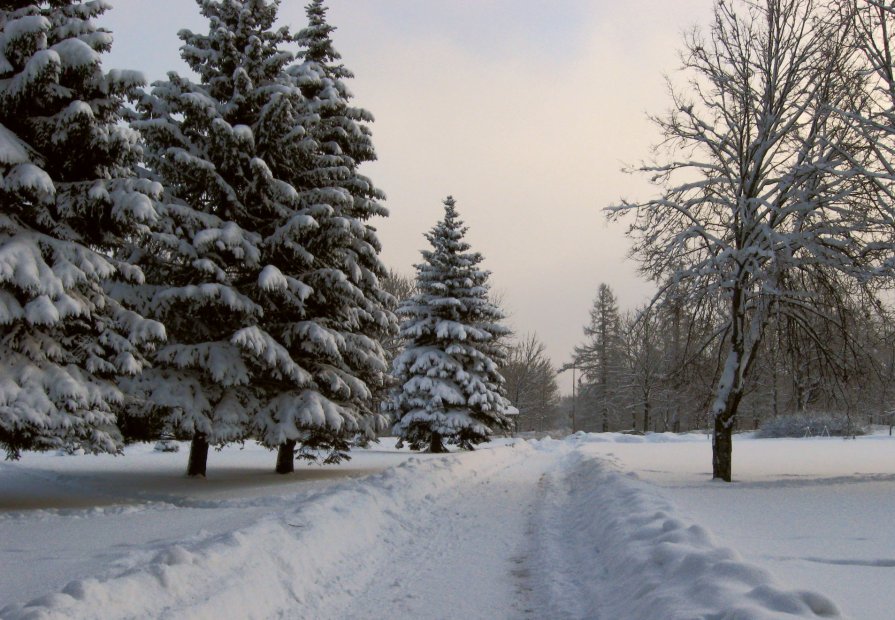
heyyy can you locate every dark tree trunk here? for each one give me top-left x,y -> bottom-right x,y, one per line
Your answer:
642,400 -> 650,434
712,413 -> 734,481
276,439 -> 296,474
429,432 -> 447,453
711,285 -> 760,482
712,385 -> 746,481
187,433 -> 209,477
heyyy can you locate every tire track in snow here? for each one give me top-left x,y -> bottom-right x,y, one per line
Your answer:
521,450 -> 607,619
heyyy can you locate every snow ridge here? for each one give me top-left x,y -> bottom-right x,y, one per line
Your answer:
527,440 -> 841,619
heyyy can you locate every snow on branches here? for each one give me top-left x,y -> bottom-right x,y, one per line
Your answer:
123,0 -> 393,474
0,1 -> 164,458
389,197 -> 512,453
608,0 -> 893,481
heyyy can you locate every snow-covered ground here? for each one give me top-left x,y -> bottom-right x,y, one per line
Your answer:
580,431 -> 895,620
1,432 -> 892,619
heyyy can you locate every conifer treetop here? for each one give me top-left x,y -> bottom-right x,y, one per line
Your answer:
291,0 -> 384,223
296,0 -> 350,80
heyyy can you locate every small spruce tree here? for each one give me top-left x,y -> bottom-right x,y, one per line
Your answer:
0,1 -> 165,458
389,197 -> 512,452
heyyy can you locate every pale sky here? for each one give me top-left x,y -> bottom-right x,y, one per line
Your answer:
103,0 -> 715,393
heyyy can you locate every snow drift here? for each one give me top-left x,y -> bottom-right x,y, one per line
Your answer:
530,438 -> 840,619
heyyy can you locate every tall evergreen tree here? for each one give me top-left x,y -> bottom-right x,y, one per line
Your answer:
287,0 -> 395,467
389,197 -> 512,453
0,1 -> 165,458
129,0 -> 392,475
126,0 -> 297,475
569,284 -> 624,431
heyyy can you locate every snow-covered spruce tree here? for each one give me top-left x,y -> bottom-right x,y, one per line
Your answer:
0,2 -> 165,458
124,0 -> 289,477
130,0 -> 392,475
286,0 -> 395,465
389,197 -> 512,453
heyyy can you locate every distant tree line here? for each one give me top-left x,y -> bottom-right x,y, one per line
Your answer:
567,283 -> 895,437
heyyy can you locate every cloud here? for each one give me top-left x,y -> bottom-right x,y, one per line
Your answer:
293,0 -> 597,65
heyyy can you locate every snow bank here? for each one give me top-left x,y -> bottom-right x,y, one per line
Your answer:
530,439 -> 841,619
1,445 -> 528,619
568,430 -> 709,443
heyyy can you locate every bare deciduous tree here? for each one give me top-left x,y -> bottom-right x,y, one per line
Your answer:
501,333 -> 561,432
621,307 -> 664,433
609,0 -> 888,480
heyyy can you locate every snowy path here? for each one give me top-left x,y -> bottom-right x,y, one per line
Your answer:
330,446 -> 545,619
2,438 -> 847,619
299,441 -> 840,620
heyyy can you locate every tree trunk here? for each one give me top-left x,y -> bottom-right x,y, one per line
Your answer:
711,284 -> 760,482
429,432 -> 447,453
711,342 -> 749,481
187,433 -> 209,477
712,381 -> 747,481
276,439 -> 296,474
712,413 -> 733,481
642,399 -> 650,434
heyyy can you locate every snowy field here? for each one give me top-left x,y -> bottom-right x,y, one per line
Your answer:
1,432 -> 893,619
